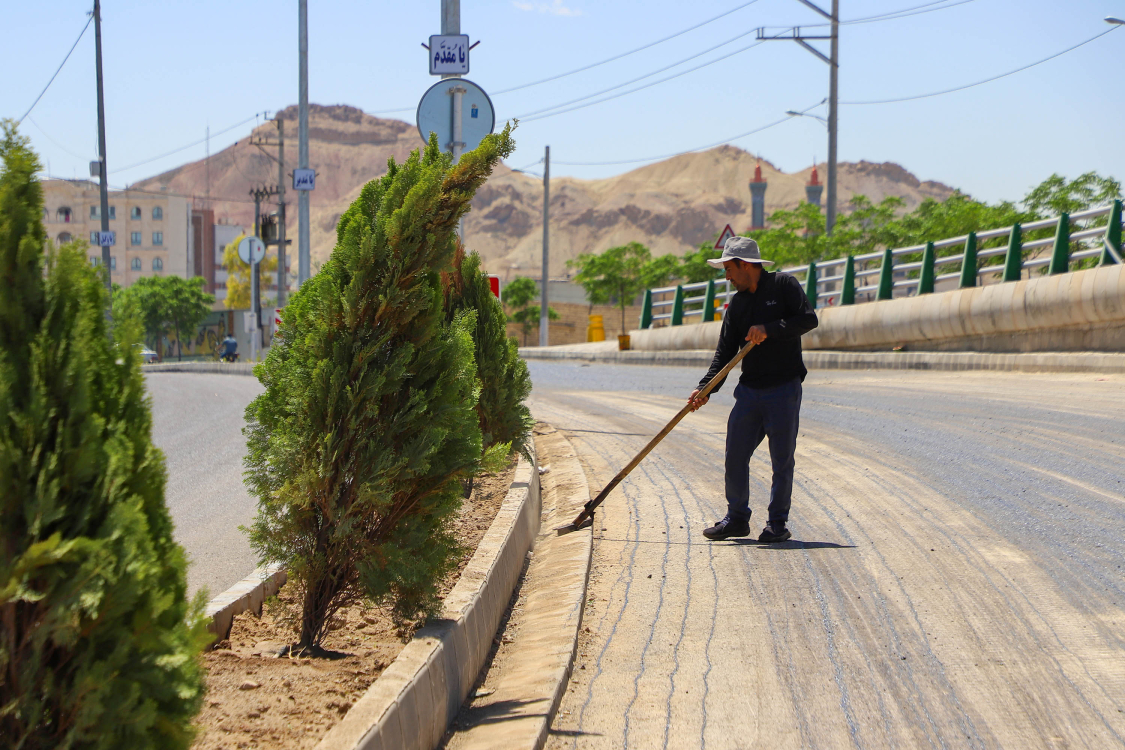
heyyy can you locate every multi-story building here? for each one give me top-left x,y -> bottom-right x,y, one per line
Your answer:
40,179 -> 191,287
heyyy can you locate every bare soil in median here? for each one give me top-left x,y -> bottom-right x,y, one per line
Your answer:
191,458 -> 518,750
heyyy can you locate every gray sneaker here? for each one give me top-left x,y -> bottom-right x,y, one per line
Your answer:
703,515 -> 751,540
758,523 -> 791,543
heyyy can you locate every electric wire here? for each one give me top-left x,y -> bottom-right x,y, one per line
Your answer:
507,26 -> 761,121
25,116 -> 91,161
515,39 -> 766,122
18,14 -> 93,123
551,100 -> 824,167
843,26 -> 1119,105
761,0 -> 976,29
366,0 -> 763,113
110,113 -> 264,174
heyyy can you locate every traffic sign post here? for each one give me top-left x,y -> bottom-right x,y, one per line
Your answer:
428,34 -> 469,75
416,78 -> 495,158
292,168 -> 316,191
714,224 -> 737,250
238,236 -> 266,265
95,230 -> 115,247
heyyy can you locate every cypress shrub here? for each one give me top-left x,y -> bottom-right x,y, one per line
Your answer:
443,244 -> 533,459
244,128 -> 515,649
0,124 -> 206,747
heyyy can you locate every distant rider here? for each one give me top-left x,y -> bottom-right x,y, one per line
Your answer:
219,334 -> 238,362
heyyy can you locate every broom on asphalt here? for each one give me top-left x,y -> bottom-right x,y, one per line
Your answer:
555,340 -> 757,534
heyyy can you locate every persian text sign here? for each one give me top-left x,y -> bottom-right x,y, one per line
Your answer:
429,35 -> 469,75
292,168 -> 316,191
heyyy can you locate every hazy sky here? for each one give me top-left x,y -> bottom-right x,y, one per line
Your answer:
5,0 -> 1123,206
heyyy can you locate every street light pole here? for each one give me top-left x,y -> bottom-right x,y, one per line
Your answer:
826,0 -> 839,235
298,0 -> 310,287
539,145 -> 550,348
759,0 -> 839,234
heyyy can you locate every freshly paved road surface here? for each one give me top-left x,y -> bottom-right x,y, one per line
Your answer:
145,372 -> 263,599
529,361 -> 1125,749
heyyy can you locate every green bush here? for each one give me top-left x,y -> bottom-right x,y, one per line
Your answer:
443,245 -> 533,459
0,122 -> 206,748
244,128 -> 515,648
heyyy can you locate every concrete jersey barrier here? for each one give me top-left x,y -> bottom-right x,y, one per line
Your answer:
629,263 -> 1125,353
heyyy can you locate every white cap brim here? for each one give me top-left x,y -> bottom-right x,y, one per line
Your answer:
706,254 -> 773,268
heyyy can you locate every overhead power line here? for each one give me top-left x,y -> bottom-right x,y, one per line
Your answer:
551,100 -> 825,167
18,14 -> 93,123
367,0 -> 764,114
110,113 -> 265,174
843,26 -> 1119,105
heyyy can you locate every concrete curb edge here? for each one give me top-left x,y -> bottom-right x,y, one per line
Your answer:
142,361 -> 257,376
203,564 -> 287,644
314,444 -> 542,750
519,347 -> 1125,373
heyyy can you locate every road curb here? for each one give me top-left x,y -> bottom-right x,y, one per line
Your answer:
314,445 -> 542,750
142,362 -> 257,376
519,347 -> 1125,373
447,424 -> 593,749
204,564 -> 287,644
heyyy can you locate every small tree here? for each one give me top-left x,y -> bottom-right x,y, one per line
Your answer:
0,121 -> 206,748
444,245 -> 534,458
569,242 -> 675,333
117,276 -> 213,360
503,276 -> 558,346
244,127 -> 515,650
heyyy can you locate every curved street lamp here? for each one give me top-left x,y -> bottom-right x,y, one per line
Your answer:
786,110 -> 828,126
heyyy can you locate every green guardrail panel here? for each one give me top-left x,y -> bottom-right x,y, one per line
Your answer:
640,289 -> 653,329
1003,223 -> 1023,282
1049,212 -> 1070,275
877,246 -> 894,301
671,285 -> 684,326
959,232 -> 978,288
1101,200 -> 1122,266
919,242 -> 935,294
842,256 -> 855,306
805,261 -> 818,310
702,279 -> 716,323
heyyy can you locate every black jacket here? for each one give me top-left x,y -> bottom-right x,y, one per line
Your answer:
697,270 -> 819,392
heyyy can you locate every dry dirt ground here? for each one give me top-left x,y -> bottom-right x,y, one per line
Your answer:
190,459 -> 517,750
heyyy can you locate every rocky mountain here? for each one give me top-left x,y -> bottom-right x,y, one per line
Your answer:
134,104 -> 955,276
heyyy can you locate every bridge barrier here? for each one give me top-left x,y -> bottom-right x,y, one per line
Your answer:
629,262 -> 1125,353
642,200 -> 1123,328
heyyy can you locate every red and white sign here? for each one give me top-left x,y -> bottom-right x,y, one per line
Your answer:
714,224 -> 736,250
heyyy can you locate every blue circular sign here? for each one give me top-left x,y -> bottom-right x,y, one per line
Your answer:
416,78 -> 496,155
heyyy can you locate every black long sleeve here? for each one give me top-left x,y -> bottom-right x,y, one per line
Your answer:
697,271 -> 818,392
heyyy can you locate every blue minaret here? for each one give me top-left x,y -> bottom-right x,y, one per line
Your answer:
749,162 -> 767,230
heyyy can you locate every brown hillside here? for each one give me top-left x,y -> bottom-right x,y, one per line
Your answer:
133,104 -> 955,276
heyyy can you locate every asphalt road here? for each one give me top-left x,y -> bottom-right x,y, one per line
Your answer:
145,372 -> 264,599
529,361 -> 1125,749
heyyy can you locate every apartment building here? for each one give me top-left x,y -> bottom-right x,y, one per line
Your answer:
40,179 -> 190,287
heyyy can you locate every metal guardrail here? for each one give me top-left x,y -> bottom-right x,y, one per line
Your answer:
640,200 -> 1123,328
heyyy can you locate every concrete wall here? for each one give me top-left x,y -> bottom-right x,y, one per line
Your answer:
630,263 -> 1125,353
508,301 -> 645,347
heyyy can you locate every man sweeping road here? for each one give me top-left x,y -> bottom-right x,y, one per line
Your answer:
688,236 -> 819,543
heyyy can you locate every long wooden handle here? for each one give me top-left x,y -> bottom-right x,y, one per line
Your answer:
572,341 -> 756,524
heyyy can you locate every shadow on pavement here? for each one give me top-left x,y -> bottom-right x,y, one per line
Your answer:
729,539 -> 856,550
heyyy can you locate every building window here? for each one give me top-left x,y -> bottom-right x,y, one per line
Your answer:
57,232 -> 72,244
131,257 -> 142,271
152,231 -> 163,246
56,207 -> 72,223
152,257 -> 164,271
152,206 -> 163,220
42,208 -> 49,222
90,205 -> 116,220
90,231 -> 99,243
110,256 -> 117,271
90,256 -> 99,266
131,206 -> 142,220
131,231 -> 142,246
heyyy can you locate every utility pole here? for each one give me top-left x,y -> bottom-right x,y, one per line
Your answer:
441,0 -> 467,240
298,0 -> 310,287
539,145 -> 550,348
276,118 -> 287,307
93,0 -> 112,299
758,0 -> 839,234
249,185 -> 278,361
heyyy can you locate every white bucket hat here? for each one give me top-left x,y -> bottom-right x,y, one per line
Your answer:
706,236 -> 773,268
